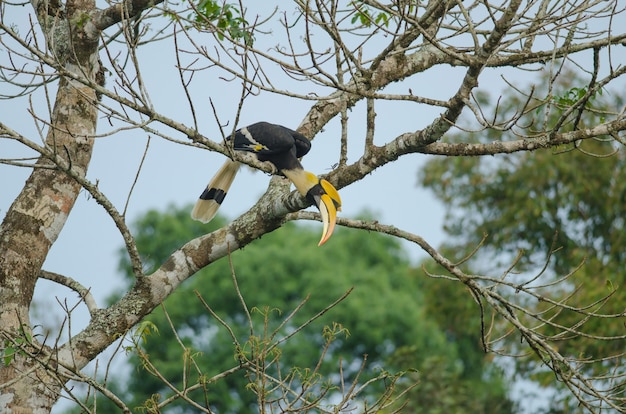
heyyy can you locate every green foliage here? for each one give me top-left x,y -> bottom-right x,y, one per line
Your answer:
191,0 -> 253,45
387,354 -> 516,414
2,325 -> 33,366
420,68 -> 626,398
550,85 -> 603,110
115,207 -> 439,410
104,204 -> 515,412
421,69 -> 622,272
384,254 -> 517,414
350,1 -> 390,28
132,320 -> 159,346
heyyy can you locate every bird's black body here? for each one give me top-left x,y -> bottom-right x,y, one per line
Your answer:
230,122 -> 311,171
192,121 -> 342,245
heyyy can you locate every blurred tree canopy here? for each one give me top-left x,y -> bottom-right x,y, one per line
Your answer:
105,205 -> 516,413
420,68 -> 626,411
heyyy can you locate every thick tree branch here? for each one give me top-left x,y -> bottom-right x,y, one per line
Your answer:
299,0 -> 458,137
92,0 -> 165,31
55,178 -> 291,368
421,118 -> 626,156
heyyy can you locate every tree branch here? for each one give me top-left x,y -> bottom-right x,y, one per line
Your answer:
92,0 -> 165,31
40,271 -> 99,317
421,118 -> 626,156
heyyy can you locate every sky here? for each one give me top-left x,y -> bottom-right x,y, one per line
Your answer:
1,2 -> 606,412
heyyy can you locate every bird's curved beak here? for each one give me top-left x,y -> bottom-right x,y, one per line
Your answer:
315,179 -> 342,246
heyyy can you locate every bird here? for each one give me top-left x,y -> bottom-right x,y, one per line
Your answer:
191,122 -> 342,246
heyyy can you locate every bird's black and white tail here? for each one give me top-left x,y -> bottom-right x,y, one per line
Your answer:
191,160 -> 240,223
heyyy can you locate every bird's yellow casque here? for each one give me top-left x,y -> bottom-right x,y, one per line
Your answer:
191,122 -> 342,245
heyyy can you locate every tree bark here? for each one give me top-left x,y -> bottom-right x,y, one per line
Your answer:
0,0 -> 100,410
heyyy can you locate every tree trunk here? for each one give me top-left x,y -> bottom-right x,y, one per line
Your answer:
0,0 -> 100,410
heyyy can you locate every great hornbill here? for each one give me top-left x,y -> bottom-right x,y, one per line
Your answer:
191,122 -> 342,246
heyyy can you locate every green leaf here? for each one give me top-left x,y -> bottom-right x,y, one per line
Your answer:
189,0 -> 254,45
3,346 -> 15,366
134,320 -> 159,344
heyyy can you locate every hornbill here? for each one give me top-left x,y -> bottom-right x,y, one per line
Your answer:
191,122 -> 342,246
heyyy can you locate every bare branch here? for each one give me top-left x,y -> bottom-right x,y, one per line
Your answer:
40,271 -> 99,317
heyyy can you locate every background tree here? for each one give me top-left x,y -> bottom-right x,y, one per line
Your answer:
420,69 -> 626,412
1,0 -> 626,412
89,205 -> 513,412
